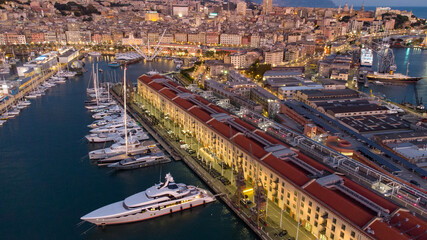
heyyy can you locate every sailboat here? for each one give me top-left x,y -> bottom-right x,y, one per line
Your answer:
90,67 -> 165,165
106,67 -> 170,169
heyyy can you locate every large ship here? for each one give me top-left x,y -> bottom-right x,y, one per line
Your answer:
81,174 -> 215,225
366,72 -> 422,83
367,44 -> 422,83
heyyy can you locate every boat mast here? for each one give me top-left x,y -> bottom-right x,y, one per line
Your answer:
406,60 -> 410,76
92,64 -> 98,105
124,65 -> 128,156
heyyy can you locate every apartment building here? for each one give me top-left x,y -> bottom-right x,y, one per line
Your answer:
136,74 -> 426,240
220,33 -> 242,46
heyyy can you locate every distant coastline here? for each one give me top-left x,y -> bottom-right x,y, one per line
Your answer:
357,6 -> 427,19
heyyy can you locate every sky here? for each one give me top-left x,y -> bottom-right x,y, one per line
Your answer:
333,0 -> 427,7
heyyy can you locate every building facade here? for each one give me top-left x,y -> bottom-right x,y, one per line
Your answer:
135,74 -> 424,240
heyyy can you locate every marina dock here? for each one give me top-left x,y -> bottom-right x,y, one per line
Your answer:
0,70 -> 56,114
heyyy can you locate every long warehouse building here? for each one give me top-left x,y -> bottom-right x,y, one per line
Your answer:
137,74 -> 427,240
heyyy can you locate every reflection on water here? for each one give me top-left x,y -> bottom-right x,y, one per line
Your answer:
0,57 -> 256,240
360,48 -> 427,105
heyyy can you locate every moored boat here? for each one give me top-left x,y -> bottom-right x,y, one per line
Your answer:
80,173 -> 215,225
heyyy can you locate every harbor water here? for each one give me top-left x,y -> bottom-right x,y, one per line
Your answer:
360,48 -> 427,105
0,57 -> 256,240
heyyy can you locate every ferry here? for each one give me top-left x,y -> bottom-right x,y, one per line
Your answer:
81,173 -> 215,225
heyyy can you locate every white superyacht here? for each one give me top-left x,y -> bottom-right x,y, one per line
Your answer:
81,174 -> 215,225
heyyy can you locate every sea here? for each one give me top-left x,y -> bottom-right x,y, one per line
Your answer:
0,57 -> 256,240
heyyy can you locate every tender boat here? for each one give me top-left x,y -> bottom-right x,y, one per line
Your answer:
88,139 -> 155,160
107,152 -> 170,170
81,173 -> 215,225
86,131 -> 149,143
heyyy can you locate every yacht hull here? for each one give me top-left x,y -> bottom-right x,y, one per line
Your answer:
81,196 -> 215,226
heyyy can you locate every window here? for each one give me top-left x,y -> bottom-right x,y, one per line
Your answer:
307,216 -> 310,221
315,213 -> 319,219
341,224 -> 346,230
333,218 -> 337,224
351,231 -> 355,238
300,210 -> 303,215
314,221 -> 318,227
287,192 -> 290,198
330,233 -> 334,239
301,203 -> 304,208
287,200 -> 290,205
340,232 -> 344,238
281,195 -> 283,200
302,196 -> 305,202
316,206 -> 320,212
281,188 -> 284,194
282,182 -> 285,187
331,225 -> 335,232
309,201 -> 312,207
308,208 -> 311,214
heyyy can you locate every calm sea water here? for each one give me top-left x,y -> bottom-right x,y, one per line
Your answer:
360,48 -> 427,105
0,57 -> 256,240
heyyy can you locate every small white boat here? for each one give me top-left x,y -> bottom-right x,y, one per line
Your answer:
107,153 -> 169,170
89,138 -> 152,160
86,131 -> 149,143
89,52 -> 102,57
0,119 -> 6,126
89,124 -> 140,134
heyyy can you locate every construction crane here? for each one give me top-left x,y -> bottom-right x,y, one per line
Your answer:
128,29 -> 167,61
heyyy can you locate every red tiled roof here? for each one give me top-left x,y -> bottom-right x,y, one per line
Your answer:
263,155 -> 311,186
209,105 -> 229,114
160,89 -> 177,100
138,75 -> 153,84
304,182 -> 375,228
254,130 -> 331,172
151,74 -> 166,80
296,152 -> 329,172
195,96 -> 211,105
391,210 -> 427,239
343,179 -> 398,213
234,117 -> 257,131
208,119 -> 238,139
177,86 -> 192,93
168,81 -> 179,87
149,82 -> 165,91
233,134 -> 268,159
368,220 -> 410,240
189,107 -> 212,122
173,97 -> 194,110
254,130 -> 287,146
